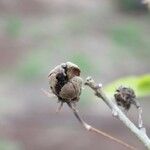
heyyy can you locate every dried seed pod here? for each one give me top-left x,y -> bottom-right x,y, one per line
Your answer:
48,62 -> 82,104
114,86 -> 144,129
114,86 -> 136,110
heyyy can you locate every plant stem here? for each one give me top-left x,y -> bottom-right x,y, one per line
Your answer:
85,77 -> 150,150
67,102 -> 136,150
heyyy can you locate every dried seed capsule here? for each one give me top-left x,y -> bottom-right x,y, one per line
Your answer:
114,86 -> 136,110
48,62 -> 82,103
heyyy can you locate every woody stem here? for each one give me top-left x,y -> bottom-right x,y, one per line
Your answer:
85,77 -> 150,150
67,102 -> 136,150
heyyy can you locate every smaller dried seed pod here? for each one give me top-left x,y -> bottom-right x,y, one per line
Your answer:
114,86 -> 136,110
114,86 -> 144,129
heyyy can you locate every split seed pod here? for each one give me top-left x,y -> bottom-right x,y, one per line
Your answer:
48,62 -> 83,104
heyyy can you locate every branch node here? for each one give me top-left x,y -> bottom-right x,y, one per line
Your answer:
95,83 -> 103,89
84,123 -> 91,131
112,109 -> 118,117
140,127 -> 146,134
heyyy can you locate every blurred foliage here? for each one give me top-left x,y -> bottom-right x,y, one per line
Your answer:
110,23 -> 150,57
0,140 -> 21,150
79,88 -> 94,106
64,15 -> 90,35
111,24 -> 142,49
117,0 -> 148,11
69,52 -> 95,74
16,50 -> 51,82
104,74 -> 150,98
5,17 -> 22,37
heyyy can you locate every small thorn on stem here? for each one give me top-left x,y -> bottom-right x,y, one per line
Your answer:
140,127 -> 146,134
112,109 -> 118,117
137,107 -> 144,129
83,123 -> 91,131
133,99 -> 144,130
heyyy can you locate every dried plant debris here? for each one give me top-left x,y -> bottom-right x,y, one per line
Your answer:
114,86 -> 137,110
48,62 -> 83,110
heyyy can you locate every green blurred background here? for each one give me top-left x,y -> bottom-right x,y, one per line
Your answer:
0,0 -> 150,150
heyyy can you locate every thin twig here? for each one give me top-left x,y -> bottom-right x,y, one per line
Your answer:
85,77 -> 150,150
67,102 -> 136,150
42,88 -> 136,149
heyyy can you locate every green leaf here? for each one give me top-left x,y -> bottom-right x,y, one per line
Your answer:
104,74 -> 150,98
137,75 -> 150,96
